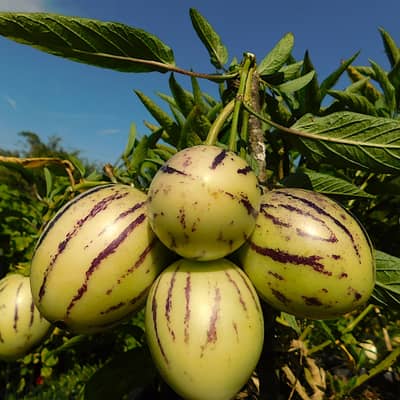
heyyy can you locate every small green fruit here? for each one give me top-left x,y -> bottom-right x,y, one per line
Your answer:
0,274 -> 51,361
145,258 -> 264,400
147,145 -> 261,261
236,188 -> 375,319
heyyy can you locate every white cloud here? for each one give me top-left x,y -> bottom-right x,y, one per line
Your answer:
0,0 -> 49,12
4,95 -> 16,110
97,128 -> 121,136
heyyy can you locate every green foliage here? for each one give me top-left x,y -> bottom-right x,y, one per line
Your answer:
0,8 -> 399,400
0,13 -> 175,73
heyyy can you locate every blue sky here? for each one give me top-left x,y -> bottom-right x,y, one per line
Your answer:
0,0 -> 399,164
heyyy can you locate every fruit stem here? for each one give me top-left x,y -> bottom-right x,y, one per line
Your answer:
238,66 -> 254,158
204,99 -> 235,145
228,53 -> 255,152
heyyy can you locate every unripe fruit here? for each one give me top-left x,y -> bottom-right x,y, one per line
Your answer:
145,258 -> 264,400
30,184 -> 173,334
0,274 -> 51,361
236,188 -> 375,319
147,145 -> 261,261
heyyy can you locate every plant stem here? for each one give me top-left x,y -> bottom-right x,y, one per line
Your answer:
204,99 -> 235,145
348,346 -> 400,394
341,304 -> 374,334
229,53 -> 255,152
74,49 -> 238,82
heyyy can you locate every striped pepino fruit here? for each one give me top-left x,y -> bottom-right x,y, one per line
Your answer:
145,258 -> 264,400
30,184 -> 174,334
147,145 -> 261,261
0,274 -> 51,361
236,188 -> 375,319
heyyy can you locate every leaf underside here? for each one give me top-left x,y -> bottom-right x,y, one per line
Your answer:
372,250 -> 400,309
290,111 -> 400,173
0,12 -> 175,72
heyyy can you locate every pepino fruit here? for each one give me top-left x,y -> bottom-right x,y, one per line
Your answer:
30,184 -> 173,334
236,188 -> 375,319
147,145 -> 261,261
145,258 -> 264,400
0,274 -> 51,361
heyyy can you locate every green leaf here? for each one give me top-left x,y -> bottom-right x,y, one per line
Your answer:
191,76 -> 208,111
169,73 -> 194,117
289,111 -> 400,173
68,153 -> 85,177
345,77 -> 370,94
369,59 -> 396,114
122,123 -> 137,159
276,312 -> 301,334
353,66 -> 377,79
319,52 -> 360,99
189,8 -> 228,69
327,90 -> 378,115
178,105 -> 204,149
297,51 -> 320,114
371,250 -> 400,309
388,60 -> 400,103
128,135 -> 149,172
43,167 -> 52,198
257,32 -> 294,76
134,90 -> 180,145
276,70 -> 315,94
279,61 -> 304,80
84,348 -> 157,400
283,169 -> 374,198
378,27 -> 400,67
0,12 -> 175,73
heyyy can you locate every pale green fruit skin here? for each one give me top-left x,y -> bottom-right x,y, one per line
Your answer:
30,184 -> 173,334
0,274 -> 51,361
236,188 -> 375,319
145,258 -> 264,400
147,145 -> 261,261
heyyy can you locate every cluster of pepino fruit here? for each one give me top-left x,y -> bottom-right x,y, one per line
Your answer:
0,144 -> 375,400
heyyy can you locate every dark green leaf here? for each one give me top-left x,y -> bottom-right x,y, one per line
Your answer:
189,8 -> 228,69
191,76 -> 208,111
68,153 -> 85,177
264,93 -> 292,126
84,348 -> 157,400
276,70 -> 315,94
178,105 -> 204,149
134,90 -> 180,145
327,90 -> 378,115
290,111 -> 400,173
369,60 -> 396,114
123,123 -> 137,159
202,92 -> 218,107
388,60 -> 400,103
283,169 -> 374,198
345,78 -> 370,94
353,65 -> 377,79
279,61 -> 304,80
0,12 -> 175,73
169,74 -> 195,117
378,27 -> 400,67
297,51 -> 321,114
128,136 -> 149,172
320,52 -> 360,99
257,32 -> 294,76
43,167 -> 52,198
371,250 -> 400,309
